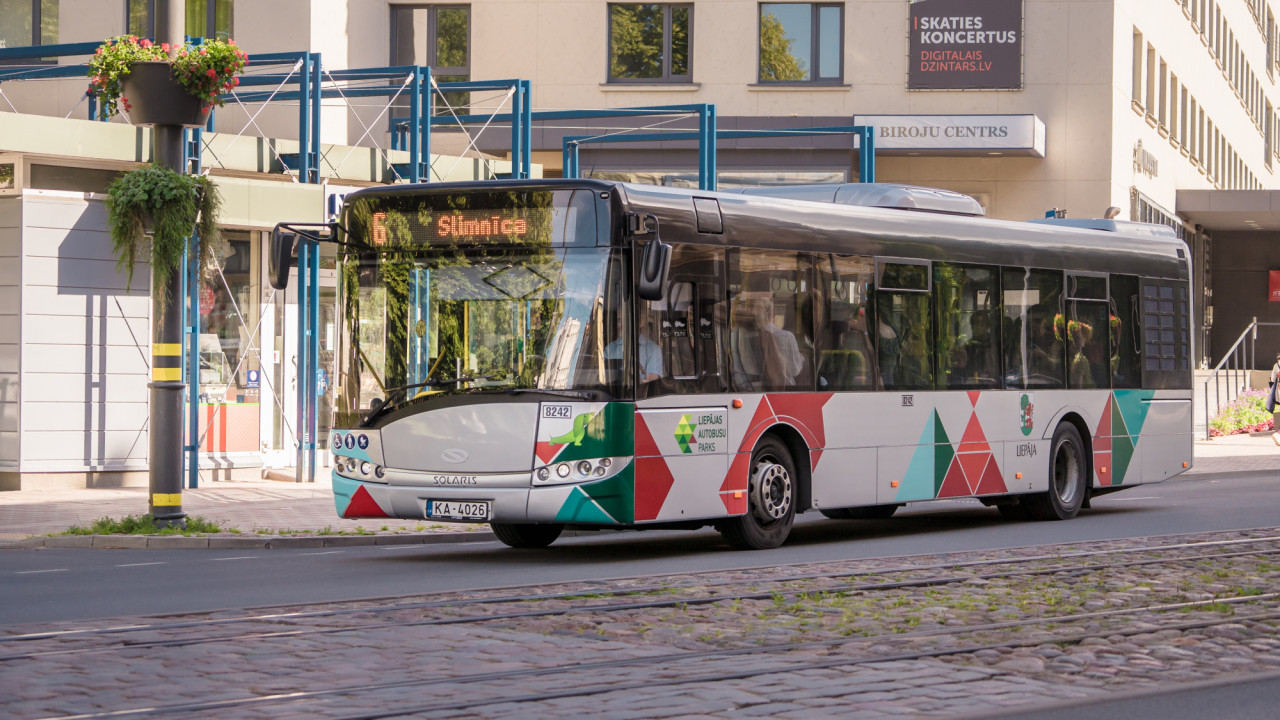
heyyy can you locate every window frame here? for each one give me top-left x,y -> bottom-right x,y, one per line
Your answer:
389,3 -> 471,78
125,0 -> 233,40
757,2 -> 844,85
606,3 -> 693,84
0,0 -> 57,65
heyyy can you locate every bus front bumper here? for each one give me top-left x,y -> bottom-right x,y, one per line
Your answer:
332,472 -> 535,523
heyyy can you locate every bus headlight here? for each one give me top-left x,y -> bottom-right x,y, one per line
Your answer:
534,458 -> 627,485
537,467 -> 550,481
576,460 -> 593,476
374,465 -> 386,479
360,461 -> 372,476
556,463 -> 571,478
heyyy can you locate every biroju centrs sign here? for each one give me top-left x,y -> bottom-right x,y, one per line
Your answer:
909,0 -> 1022,90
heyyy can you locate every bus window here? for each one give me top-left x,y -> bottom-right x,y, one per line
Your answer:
876,261 -> 933,391
1066,273 -> 1110,389
817,255 -> 876,390
1109,274 -> 1142,388
639,245 -> 726,398
728,250 -> 812,392
935,263 -> 1000,390
1002,268 -> 1065,389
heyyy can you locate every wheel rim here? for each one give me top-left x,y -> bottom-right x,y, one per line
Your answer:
750,456 -> 792,523
1053,437 -> 1081,506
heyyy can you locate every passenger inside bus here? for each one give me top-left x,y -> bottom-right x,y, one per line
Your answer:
603,312 -> 662,383
729,292 -> 804,391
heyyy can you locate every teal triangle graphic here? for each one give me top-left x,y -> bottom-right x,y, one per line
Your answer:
897,412 -> 937,502
555,487 -> 616,524
933,412 -> 954,497
1113,390 -> 1153,438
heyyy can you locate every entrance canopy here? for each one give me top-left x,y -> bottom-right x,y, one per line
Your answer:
1177,189 -> 1280,231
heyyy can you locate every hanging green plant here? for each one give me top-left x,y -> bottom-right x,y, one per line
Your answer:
106,164 -> 224,318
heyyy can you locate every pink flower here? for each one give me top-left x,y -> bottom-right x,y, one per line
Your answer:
228,39 -> 236,46
232,77 -> 239,86
139,39 -> 152,48
161,42 -> 170,52
206,68 -> 217,78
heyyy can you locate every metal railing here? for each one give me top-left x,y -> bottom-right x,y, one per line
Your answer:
1202,317 -> 1280,439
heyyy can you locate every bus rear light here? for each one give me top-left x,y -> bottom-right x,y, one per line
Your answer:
732,399 -> 743,409
890,480 -> 900,488
1183,462 -> 1189,468
1016,472 -> 1023,479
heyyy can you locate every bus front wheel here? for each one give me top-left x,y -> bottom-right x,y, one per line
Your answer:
1026,423 -> 1088,521
491,522 -> 564,548
717,435 -> 796,550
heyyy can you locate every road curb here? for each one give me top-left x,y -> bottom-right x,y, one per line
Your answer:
0,531 -> 498,550
1181,469 -> 1280,481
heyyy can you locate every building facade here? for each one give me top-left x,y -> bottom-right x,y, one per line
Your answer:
2,0 -> 1280,487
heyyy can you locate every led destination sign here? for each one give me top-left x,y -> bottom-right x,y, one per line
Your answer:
353,188 -> 597,247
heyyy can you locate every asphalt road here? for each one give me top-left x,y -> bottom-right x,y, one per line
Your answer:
2,471 -> 1277,626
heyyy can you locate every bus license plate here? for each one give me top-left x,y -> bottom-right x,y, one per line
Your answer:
427,500 -> 490,520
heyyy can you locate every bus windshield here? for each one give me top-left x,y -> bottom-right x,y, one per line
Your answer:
335,189 -> 629,426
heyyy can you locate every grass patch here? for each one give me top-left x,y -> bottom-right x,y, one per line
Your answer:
60,514 -> 223,536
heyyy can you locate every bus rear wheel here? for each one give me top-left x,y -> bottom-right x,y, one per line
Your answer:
717,435 -> 796,550
491,522 -> 564,548
820,504 -> 900,520
1026,423 -> 1087,521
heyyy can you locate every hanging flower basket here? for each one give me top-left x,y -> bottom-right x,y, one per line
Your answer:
119,61 -> 210,128
88,36 -> 248,126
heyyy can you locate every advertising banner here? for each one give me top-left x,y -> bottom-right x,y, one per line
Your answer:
1270,270 -> 1280,302
909,0 -> 1023,90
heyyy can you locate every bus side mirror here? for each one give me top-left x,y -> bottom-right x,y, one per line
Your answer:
636,215 -> 670,302
268,228 -> 296,291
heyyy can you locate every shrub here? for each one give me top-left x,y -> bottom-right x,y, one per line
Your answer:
1208,389 -> 1274,436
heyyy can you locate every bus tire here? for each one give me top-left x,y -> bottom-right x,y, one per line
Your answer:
717,435 -> 796,550
491,522 -> 563,548
1026,423 -> 1088,521
820,504 -> 899,520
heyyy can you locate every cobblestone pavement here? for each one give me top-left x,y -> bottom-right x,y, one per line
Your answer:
3,528 -> 1279,719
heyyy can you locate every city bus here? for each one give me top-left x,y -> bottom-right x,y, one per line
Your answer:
273,179 -> 1193,550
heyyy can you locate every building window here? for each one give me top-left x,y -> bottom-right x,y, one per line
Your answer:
758,2 -> 842,83
608,3 -> 691,83
125,0 -> 233,40
391,4 -> 470,111
0,0 -> 57,59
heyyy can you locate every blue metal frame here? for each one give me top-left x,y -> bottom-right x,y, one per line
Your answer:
562,124 -> 877,188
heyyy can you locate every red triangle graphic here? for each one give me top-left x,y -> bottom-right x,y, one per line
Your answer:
957,413 -> 990,454
958,452 -> 990,494
974,456 -> 1007,495
721,450 -> 750,494
1093,434 -> 1112,453
967,391 -> 981,407
767,392 -> 833,448
937,456 -> 970,498
634,414 -> 663,458
1095,450 -> 1113,486
735,396 -> 778,454
343,485 -> 388,519
1097,395 -> 1113,437
720,490 -> 748,515
634,456 -> 676,521
810,448 -> 824,472
534,441 -> 562,465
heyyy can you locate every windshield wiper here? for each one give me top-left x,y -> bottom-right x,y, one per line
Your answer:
360,374 -> 496,426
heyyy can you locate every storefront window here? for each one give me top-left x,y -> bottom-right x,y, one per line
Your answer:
198,232 -> 260,453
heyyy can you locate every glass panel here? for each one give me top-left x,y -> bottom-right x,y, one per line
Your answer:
1109,274 -> 1142,388
728,250 -> 811,391
198,235 -> 261,452
213,0 -> 232,39
610,4 -> 665,80
1068,301 -> 1110,389
817,4 -> 840,79
185,0 -> 205,38
1002,268 -> 1064,389
817,255 -> 876,390
0,164 -> 13,190
759,2 -> 811,81
127,0 -> 150,37
435,7 -> 468,69
0,1 -> 34,49
879,261 -> 929,291
935,264 -> 1000,390
392,6 -> 429,65
337,247 -> 630,426
39,0 -> 55,45
876,292 -> 932,390
1069,275 -> 1107,300
670,5 -> 689,78
662,281 -> 697,379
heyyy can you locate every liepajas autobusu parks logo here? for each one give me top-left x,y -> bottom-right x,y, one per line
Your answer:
674,414 -> 696,454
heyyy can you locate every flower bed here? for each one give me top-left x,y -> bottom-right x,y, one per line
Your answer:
1207,389 -> 1275,436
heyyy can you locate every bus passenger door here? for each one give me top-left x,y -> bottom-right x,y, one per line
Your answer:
634,247 -> 733,523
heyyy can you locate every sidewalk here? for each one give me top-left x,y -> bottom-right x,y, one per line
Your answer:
1,435 -> 1276,548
